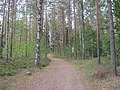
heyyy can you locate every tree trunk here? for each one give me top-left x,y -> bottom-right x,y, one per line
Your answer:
29,12 -> 32,45
68,0 -> 72,57
10,0 -> 15,58
6,0 -> 11,61
25,2 -> 28,57
45,5 -> 49,58
61,7 -> 66,56
107,0 -> 117,76
35,0 -> 43,66
0,22 -> 2,58
0,23 -> 2,59
95,0 -> 101,64
73,0 -> 77,59
81,0 -> 85,59
0,0 -> 6,59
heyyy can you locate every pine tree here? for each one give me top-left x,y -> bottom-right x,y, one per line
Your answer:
6,0 -> 11,61
107,0 -> 117,76
95,0 -> 101,64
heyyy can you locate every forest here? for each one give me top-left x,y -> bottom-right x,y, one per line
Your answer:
0,0 -> 120,90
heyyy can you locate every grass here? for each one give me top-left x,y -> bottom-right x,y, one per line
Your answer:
0,57 -> 51,90
0,57 -> 50,76
71,57 -> 120,90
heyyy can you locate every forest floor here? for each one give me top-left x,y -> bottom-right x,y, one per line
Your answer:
1,54 -> 91,90
71,58 -> 120,90
1,55 -> 120,90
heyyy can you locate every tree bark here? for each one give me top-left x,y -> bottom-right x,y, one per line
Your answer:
73,0 -> 77,59
95,0 -> 101,64
6,0 -> 11,61
0,22 -> 2,58
107,0 -> 117,76
81,0 -> 85,59
35,0 -> 43,66
61,7 -> 66,56
45,5 -> 49,58
0,0 -> 6,59
25,2 -> 28,57
68,0 -> 72,57
10,0 -> 15,58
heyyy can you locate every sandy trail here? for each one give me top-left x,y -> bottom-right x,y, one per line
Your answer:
19,55 -> 90,90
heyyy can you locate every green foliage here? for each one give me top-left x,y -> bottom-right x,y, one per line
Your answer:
73,58 -> 99,75
0,64 -> 17,76
72,58 -> 120,90
0,58 -> 33,76
0,57 -> 51,76
73,57 -> 112,79
101,33 -> 110,56
40,58 -> 51,67
84,21 -> 97,57
0,19 -> 50,76
113,0 -> 120,18
113,0 -> 120,62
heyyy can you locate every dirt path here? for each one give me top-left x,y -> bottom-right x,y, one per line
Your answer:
19,55 -> 90,90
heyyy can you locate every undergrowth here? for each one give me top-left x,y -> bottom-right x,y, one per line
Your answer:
72,57 -> 120,90
0,57 -> 50,76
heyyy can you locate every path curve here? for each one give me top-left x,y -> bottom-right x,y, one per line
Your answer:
20,55 -> 90,90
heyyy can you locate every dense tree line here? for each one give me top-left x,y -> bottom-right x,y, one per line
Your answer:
0,0 -> 47,64
46,0 -> 119,76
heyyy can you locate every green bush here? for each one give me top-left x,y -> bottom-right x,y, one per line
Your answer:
0,57 -> 51,76
40,58 -> 51,67
0,64 -> 17,76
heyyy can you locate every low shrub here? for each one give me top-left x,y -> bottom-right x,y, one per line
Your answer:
93,66 -> 111,79
0,57 -> 51,76
0,64 -> 17,76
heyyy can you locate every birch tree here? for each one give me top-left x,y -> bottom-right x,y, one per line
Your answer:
35,0 -> 43,66
0,0 -> 6,59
